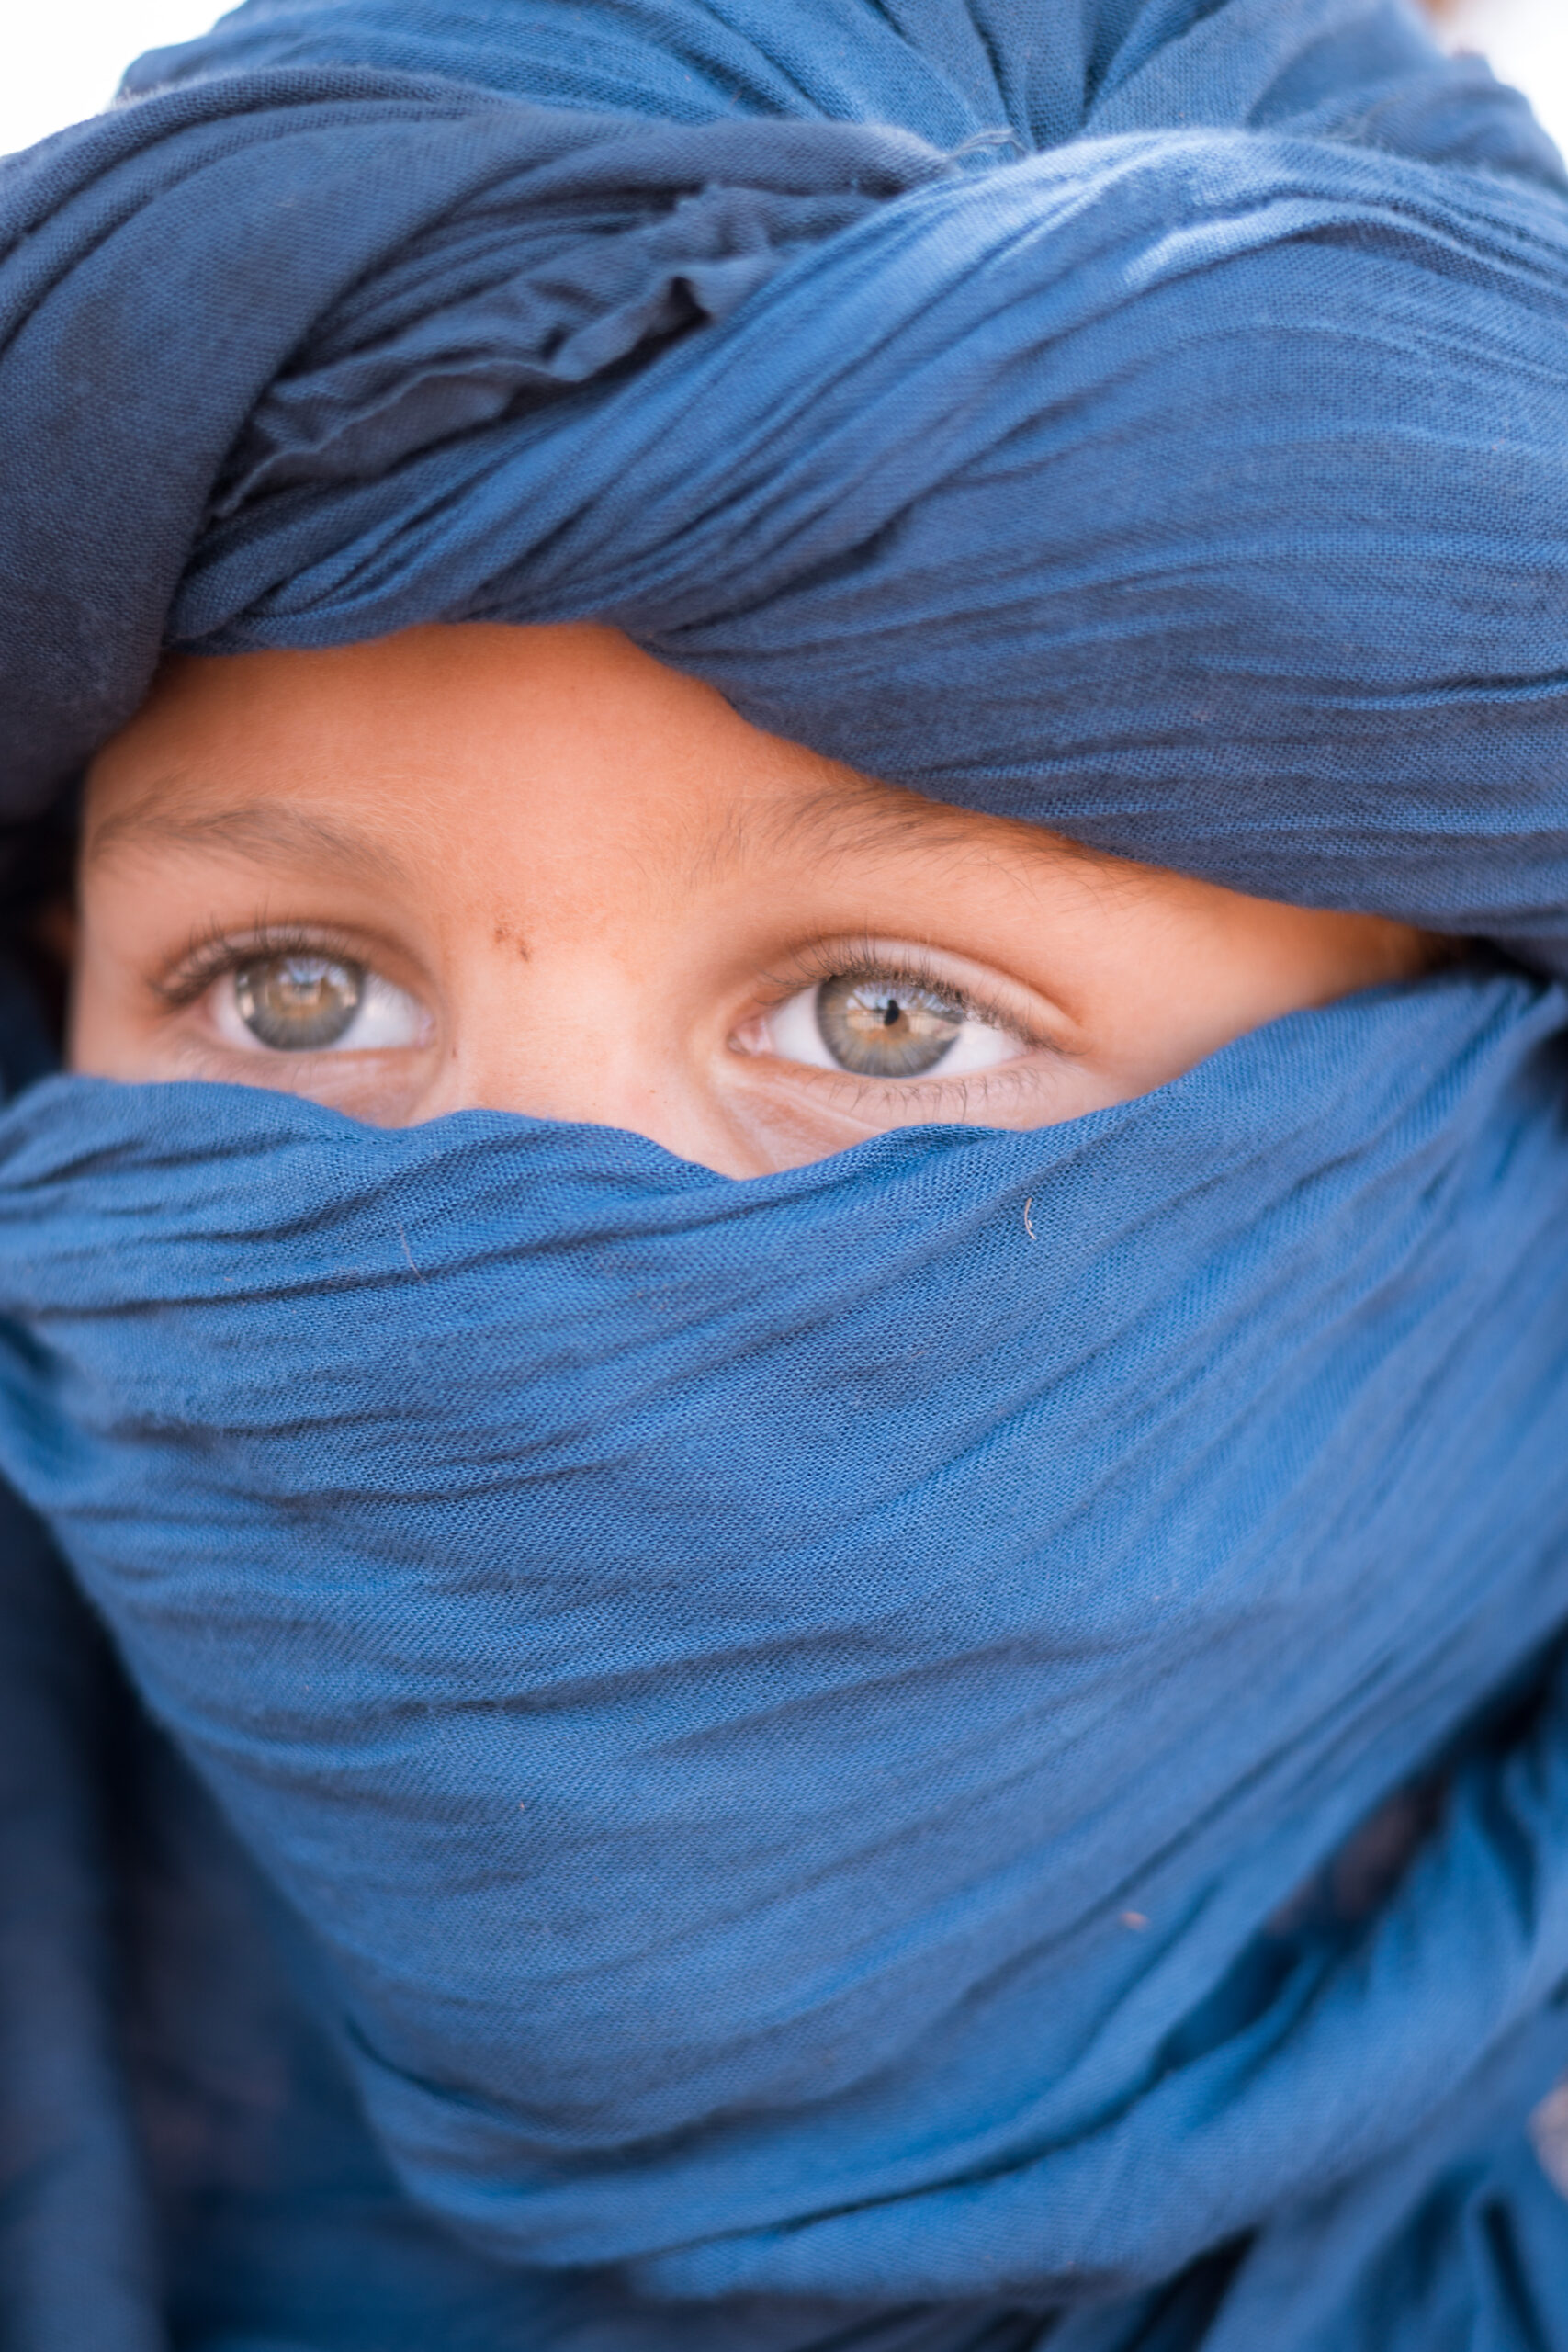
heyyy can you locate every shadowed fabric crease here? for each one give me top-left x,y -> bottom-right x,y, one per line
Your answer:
5,3 -> 1568,2346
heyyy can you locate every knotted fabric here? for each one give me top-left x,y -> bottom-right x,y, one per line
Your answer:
3,0 -> 1568,956
5,4 -> 1568,2347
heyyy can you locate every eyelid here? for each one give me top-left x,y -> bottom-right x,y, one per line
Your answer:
154,920 -> 412,1010
751,936 -> 1063,1052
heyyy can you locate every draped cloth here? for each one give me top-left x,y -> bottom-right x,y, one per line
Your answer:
6,2 -> 1568,2346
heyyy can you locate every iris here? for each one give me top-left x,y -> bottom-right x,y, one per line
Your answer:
217,952 -> 428,1057
233,953 -> 365,1050
815,971 -> 964,1077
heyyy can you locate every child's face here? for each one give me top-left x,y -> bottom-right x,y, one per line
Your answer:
73,623 -> 1434,1177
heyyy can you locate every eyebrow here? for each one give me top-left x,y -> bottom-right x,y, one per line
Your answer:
85,795 -> 411,887
721,780 -> 986,877
756,777 -> 1101,875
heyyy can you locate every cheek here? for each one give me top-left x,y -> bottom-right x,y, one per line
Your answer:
1055,924 -> 1285,1091
66,935 -> 142,1079
1095,913 -> 1428,1088
201,1053 -> 434,1127
716,1051 -> 1139,1165
974,1058 -> 1140,1128
66,867 -> 185,1077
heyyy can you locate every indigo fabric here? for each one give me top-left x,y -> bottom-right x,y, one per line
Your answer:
5,2 -> 1568,2348
5,977 -> 1568,2351
5,2 -> 1568,956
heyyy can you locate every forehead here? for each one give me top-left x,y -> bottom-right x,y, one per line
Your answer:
88,623 -> 737,807
88,623 -> 833,835
83,622 -> 1076,891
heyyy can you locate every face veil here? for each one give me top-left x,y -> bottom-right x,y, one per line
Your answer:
5,5 -> 1568,2348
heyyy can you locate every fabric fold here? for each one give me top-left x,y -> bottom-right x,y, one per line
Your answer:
2,1 -> 1568,958
0,973 -> 1565,2318
6,3 -> 1568,2344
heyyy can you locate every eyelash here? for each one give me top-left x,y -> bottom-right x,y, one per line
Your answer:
154,919 -> 376,1010
152,924 -> 1054,1091
757,937 -> 1045,1051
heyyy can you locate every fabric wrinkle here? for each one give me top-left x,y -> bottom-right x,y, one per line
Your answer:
3,2 -> 1568,2346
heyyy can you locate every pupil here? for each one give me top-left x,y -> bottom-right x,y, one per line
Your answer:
816,973 -> 964,1079
233,954 -> 364,1052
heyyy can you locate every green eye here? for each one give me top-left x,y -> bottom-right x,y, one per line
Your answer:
815,973 -> 965,1078
209,947 -> 428,1058
233,955 -> 366,1051
761,963 -> 1027,1083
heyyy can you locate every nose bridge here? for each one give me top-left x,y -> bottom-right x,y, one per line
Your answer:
433,923 -> 749,1170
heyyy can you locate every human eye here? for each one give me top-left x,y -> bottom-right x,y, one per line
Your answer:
193,943 -> 429,1056
760,963 -> 1028,1081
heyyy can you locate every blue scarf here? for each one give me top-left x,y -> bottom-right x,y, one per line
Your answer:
5,6 -> 1568,2346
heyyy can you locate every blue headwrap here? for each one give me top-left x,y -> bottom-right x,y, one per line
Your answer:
5,5 -> 1568,2346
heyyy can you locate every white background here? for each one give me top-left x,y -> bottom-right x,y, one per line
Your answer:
5,2 -> 224,156
1443,0 -> 1568,147
3,0 -> 1566,157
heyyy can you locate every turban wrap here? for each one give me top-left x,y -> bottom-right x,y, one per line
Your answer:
6,3 -> 1568,2346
